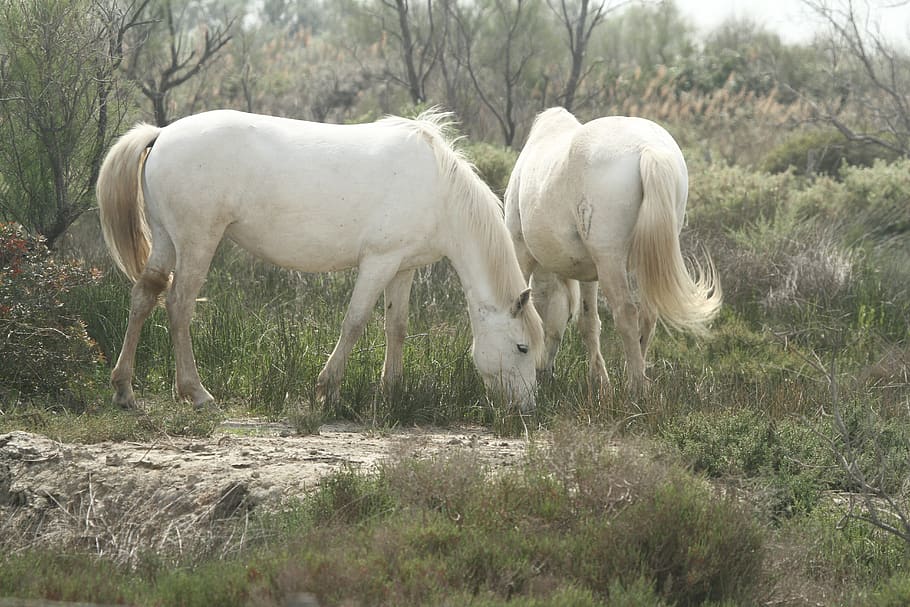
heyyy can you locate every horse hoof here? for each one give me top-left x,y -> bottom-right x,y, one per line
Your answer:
315,381 -> 339,408
193,396 -> 217,410
112,390 -> 138,410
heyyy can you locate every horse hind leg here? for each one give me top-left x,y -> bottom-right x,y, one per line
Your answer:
111,266 -> 172,409
639,304 -> 657,360
166,245 -> 219,408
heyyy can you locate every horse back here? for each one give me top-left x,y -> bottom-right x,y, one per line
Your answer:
142,110 -> 445,272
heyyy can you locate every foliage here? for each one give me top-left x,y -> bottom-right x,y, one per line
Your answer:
865,574 -> 910,607
0,429 -> 768,606
761,128 -> 899,176
463,141 -> 518,196
122,0 -> 234,126
0,223 -> 103,406
0,0 -> 134,245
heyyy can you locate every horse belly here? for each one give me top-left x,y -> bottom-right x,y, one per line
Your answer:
523,208 -> 598,281
225,200 -> 439,273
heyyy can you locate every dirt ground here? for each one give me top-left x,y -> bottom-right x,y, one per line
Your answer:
0,421 -> 530,562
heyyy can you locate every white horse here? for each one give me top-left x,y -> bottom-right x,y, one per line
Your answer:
97,109 -> 544,411
505,107 -> 721,393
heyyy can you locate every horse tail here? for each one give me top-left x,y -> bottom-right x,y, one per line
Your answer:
629,146 -> 722,335
97,123 -> 161,283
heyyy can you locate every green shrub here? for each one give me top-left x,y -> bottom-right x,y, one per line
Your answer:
463,141 -> 518,197
687,163 -> 795,236
0,222 -> 103,407
305,466 -> 395,525
761,128 -> 898,177
865,573 -> 910,607
661,410 -> 833,517
793,503 -> 908,592
793,158 -> 910,243
573,471 -> 763,606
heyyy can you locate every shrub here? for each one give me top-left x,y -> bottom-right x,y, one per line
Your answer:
793,158 -> 910,243
761,128 -> 899,177
660,410 -> 833,518
463,141 -> 518,197
0,222 -> 103,406
866,574 -> 910,607
686,163 -> 795,238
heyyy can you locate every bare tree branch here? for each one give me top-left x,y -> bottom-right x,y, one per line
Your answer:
797,0 -> 910,156
545,0 -> 630,111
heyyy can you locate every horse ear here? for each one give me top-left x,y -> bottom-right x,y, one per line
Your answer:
511,288 -> 532,317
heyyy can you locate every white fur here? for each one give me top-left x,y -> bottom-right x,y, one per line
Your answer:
97,109 -> 543,411
505,107 -> 721,393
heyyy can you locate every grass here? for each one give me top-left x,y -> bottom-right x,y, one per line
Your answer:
1,157 -> 908,605
0,430 -> 767,606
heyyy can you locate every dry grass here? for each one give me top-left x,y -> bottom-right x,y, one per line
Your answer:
580,68 -> 813,167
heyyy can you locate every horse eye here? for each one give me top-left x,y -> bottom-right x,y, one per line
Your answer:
517,344 -> 529,354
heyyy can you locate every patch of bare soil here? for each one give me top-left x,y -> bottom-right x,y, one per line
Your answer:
0,422 -> 529,564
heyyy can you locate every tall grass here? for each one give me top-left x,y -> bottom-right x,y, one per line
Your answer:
4,140 -> 909,607
57,158 -> 909,435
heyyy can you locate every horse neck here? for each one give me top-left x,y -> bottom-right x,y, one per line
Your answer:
442,197 -> 522,319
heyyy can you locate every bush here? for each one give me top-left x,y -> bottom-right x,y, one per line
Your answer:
463,141 -> 518,197
866,573 -> 910,607
686,163 -> 795,238
761,128 -> 899,177
0,222 -> 103,406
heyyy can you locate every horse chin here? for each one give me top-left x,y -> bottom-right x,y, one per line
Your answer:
512,392 -> 536,414
485,378 -> 536,413
537,366 -> 555,380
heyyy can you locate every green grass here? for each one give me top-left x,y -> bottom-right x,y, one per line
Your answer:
1,158 -> 908,606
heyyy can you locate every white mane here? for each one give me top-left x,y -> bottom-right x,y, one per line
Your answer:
382,109 -> 545,360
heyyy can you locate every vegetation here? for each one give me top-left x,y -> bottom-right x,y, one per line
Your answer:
1,0 -> 909,605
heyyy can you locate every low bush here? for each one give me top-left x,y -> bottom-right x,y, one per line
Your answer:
266,429 -> 764,606
463,141 -> 518,197
761,128 -> 898,176
0,222 -> 103,407
865,573 -> 910,607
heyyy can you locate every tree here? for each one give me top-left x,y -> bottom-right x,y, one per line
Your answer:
597,0 -> 694,72
0,0 -> 149,246
383,0 -> 446,105
795,0 -> 910,157
124,0 -> 234,125
546,0 -> 627,112
339,0 -> 447,107
450,0 -> 546,146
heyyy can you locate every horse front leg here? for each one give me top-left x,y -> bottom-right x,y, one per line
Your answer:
380,268 -> 415,395
111,269 -> 171,409
577,280 -> 610,399
317,258 -> 400,407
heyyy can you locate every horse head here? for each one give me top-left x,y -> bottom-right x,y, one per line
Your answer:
470,288 -> 543,412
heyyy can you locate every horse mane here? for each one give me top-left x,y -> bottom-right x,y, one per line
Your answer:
381,109 -> 545,363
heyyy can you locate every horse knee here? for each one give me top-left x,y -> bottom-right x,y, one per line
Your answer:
612,302 -> 640,332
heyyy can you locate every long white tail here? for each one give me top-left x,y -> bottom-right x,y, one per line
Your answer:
96,123 -> 160,282
629,147 -> 722,335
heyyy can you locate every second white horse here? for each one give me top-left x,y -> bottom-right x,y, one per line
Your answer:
505,107 -> 721,393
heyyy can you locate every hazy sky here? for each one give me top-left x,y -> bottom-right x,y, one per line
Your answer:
672,0 -> 910,45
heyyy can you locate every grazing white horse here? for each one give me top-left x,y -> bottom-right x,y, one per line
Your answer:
505,107 -> 721,393
97,109 -> 544,411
